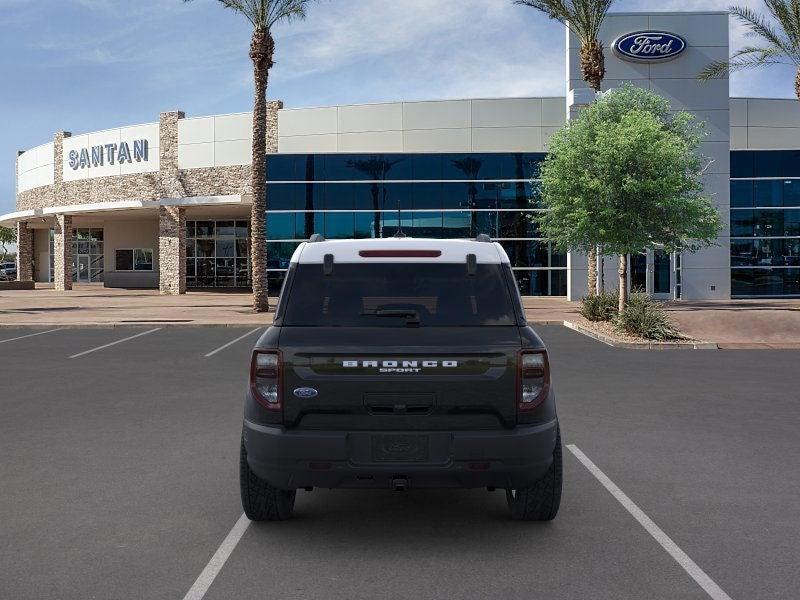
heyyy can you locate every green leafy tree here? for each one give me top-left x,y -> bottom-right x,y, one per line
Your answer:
0,226 -> 15,263
184,0 -> 314,312
515,0 -> 616,294
699,2 -> 800,100
536,85 -> 722,313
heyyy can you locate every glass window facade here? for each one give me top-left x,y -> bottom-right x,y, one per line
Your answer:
731,151 -> 800,296
186,220 -> 251,288
264,153 -> 565,295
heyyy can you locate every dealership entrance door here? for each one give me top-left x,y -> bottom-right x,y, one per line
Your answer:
627,249 -> 674,299
72,228 -> 104,283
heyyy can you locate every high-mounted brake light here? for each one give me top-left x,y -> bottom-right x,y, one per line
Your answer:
518,349 -> 550,411
250,349 -> 282,410
358,250 -> 442,258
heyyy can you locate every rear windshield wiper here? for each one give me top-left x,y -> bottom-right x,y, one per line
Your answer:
360,309 -> 421,326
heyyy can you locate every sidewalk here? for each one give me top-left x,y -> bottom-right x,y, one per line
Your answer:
665,300 -> 800,349
1,285 -> 799,347
0,284 -> 270,327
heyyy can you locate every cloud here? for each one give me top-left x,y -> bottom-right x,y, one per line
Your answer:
267,0 -> 565,102
2,0 -> 798,215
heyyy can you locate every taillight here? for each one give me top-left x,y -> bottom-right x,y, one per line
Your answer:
518,349 -> 550,411
250,349 -> 281,410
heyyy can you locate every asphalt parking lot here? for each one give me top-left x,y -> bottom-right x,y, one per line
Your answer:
1,325 -> 799,599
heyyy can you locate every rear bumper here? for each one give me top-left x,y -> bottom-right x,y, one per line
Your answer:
243,418 -> 559,490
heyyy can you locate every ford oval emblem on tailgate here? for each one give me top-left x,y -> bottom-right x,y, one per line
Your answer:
293,387 -> 318,399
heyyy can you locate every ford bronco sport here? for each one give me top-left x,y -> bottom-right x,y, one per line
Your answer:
240,236 -> 562,521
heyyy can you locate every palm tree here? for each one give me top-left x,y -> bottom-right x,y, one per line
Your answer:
699,2 -> 800,101
451,157 -> 484,237
515,0 -> 616,295
348,157 -> 405,238
185,0 -> 313,312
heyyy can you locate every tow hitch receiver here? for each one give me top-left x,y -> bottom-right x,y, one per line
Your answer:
391,476 -> 409,491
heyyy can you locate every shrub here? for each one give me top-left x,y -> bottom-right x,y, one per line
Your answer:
580,290 -> 619,322
614,293 -> 684,340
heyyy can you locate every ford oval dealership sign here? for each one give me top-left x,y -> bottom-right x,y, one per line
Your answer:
613,31 -> 687,62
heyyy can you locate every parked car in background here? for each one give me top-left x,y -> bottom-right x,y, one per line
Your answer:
0,262 -> 16,281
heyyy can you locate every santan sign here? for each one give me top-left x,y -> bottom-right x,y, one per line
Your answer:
68,139 -> 149,170
613,31 -> 687,62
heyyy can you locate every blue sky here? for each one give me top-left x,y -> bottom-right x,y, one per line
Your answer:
1,0 -> 797,215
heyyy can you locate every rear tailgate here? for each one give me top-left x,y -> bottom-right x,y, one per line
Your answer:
280,327 -> 521,430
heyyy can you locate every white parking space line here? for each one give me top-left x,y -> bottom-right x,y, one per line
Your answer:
567,445 -> 733,600
68,328 -> 162,359
0,329 -> 63,345
204,328 -> 262,358
182,513 -> 251,600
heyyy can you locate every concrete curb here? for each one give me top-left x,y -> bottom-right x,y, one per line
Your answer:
563,321 -> 719,350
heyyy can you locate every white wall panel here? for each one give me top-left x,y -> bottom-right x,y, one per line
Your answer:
86,129 -> 122,179
60,123 -> 159,182
729,99 -> 748,127
681,267 -> 731,299
648,13 -> 729,47
179,117 -> 214,144
338,131 -> 403,152
278,134 -> 338,153
747,98 -> 800,128
62,134 -> 90,182
730,126 -> 748,149
16,142 -> 54,193
746,127 -> 800,149
650,78 -> 729,111
471,98 -> 542,128
178,142 -> 214,169
16,171 -> 29,192
120,123 -> 159,145
214,139 -> 250,166
17,150 -> 35,174
278,107 -> 338,137
541,98 -> 566,126
402,128 -> 471,152
472,127 -> 543,152
600,56 -> 650,81
214,113 -> 251,142
403,100 -> 471,130
120,152 -> 159,175
701,141 -> 731,174
691,110 -> 729,142
338,103 -> 403,133
652,46 -> 728,79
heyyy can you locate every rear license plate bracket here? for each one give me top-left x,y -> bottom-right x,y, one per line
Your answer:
371,434 -> 429,462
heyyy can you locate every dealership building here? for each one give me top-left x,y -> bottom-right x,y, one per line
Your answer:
4,10 -> 800,299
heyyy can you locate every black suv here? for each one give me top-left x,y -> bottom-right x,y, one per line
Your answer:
240,238 -> 562,521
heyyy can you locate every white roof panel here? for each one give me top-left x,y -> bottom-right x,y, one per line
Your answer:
292,238 -> 510,264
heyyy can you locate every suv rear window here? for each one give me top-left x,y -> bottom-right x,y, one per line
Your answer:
281,263 -> 518,327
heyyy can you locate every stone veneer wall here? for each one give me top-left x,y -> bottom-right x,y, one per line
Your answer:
53,214 -> 73,291
181,165 -> 251,197
15,222 -> 33,281
158,206 -> 186,295
15,102 -> 282,293
16,102 -> 283,212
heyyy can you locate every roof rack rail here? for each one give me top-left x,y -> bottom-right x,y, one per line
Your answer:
309,233 -> 326,243
476,234 -> 492,243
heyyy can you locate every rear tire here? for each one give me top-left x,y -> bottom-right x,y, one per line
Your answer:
506,427 -> 562,521
240,438 -> 296,521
